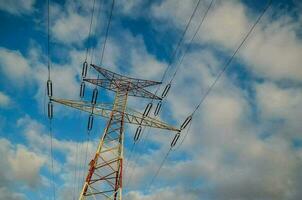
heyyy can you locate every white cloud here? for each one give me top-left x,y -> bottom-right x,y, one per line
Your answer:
125,186 -> 199,200
50,0 -> 103,45
90,31 -> 167,82
52,12 -> 90,44
0,137 -> 46,192
151,0 -> 198,28
128,35 -> 167,80
124,82 -> 302,199
0,48 -> 32,87
240,16 -> 302,82
198,0 -> 249,49
255,82 -> 302,139
0,187 -> 25,200
0,45 -> 84,112
1,0 -> 302,199
8,145 -> 46,187
152,0 -> 302,82
198,1 -> 302,82
116,0 -> 145,17
0,0 -> 35,15
16,115 -> 97,199
121,46 -> 302,200
0,91 -> 11,108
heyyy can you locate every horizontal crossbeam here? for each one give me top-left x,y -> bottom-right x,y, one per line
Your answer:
51,98 -> 180,132
84,78 -> 162,100
90,64 -> 161,88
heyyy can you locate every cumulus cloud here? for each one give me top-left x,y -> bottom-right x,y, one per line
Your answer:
240,15 -> 302,82
0,187 -> 26,200
8,145 -> 46,187
0,91 -> 11,108
0,47 -> 32,87
52,11 -> 90,44
0,0 -> 35,15
152,0 -> 302,82
124,78 -> 302,199
125,186 -> 199,200
50,0 -> 103,45
88,30 -> 167,84
151,0 -> 198,28
0,137 -> 46,199
121,35 -> 302,200
115,0 -> 145,17
255,82 -> 302,139
0,45 -> 84,113
1,0 -> 302,199
197,1 -> 302,82
128,34 -> 167,80
16,115 -> 97,199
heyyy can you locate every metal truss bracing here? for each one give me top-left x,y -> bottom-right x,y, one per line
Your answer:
84,78 -> 161,100
90,64 -> 161,88
86,64 -> 162,100
79,88 -> 128,200
51,98 -> 180,132
51,65 -> 180,200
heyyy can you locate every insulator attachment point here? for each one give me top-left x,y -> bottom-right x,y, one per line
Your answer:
82,61 -> 88,78
180,115 -> 192,130
48,101 -> 53,119
87,114 -> 94,131
154,100 -> 162,116
161,83 -> 171,98
47,80 -> 53,98
80,82 -> 86,98
143,103 -> 152,117
134,126 -> 142,142
91,88 -> 98,105
171,132 -> 180,148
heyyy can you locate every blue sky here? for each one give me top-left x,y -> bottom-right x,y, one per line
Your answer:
0,0 -> 302,200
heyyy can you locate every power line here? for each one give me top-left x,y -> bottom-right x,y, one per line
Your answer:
124,0 -> 203,189
99,0 -> 115,66
147,147 -> 172,190
168,0 -> 214,85
191,0 -> 272,117
159,0 -> 202,84
47,0 -> 50,80
125,0 -> 213,190
90,0 -> 104,65
76,0 -> 116,194
84,0 -> 96,62
145,0 -> 272,190
74,0 -> 97,198
151,0 -> 214,145
48,120 -> 56,200
46,0 -> 56,199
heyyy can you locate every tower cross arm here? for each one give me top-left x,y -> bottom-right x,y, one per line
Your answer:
90,64 -> 161,88
51,98 -> 180,132
83,78 -> 162,100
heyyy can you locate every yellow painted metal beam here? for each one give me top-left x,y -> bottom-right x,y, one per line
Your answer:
51,98 -> 180,132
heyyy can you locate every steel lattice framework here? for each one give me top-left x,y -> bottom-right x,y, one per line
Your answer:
51,64 -> 180,200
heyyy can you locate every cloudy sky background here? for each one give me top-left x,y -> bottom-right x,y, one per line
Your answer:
0,0 -> 302,199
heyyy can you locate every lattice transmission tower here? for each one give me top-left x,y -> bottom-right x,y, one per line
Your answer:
51,63 -> 180,200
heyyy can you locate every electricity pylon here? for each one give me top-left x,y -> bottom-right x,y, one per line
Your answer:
51,64 -> 180,200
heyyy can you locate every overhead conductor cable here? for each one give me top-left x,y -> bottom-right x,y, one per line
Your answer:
46,0 -> 56,199
146,0 -> 273,190
124,0 -> 203,189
